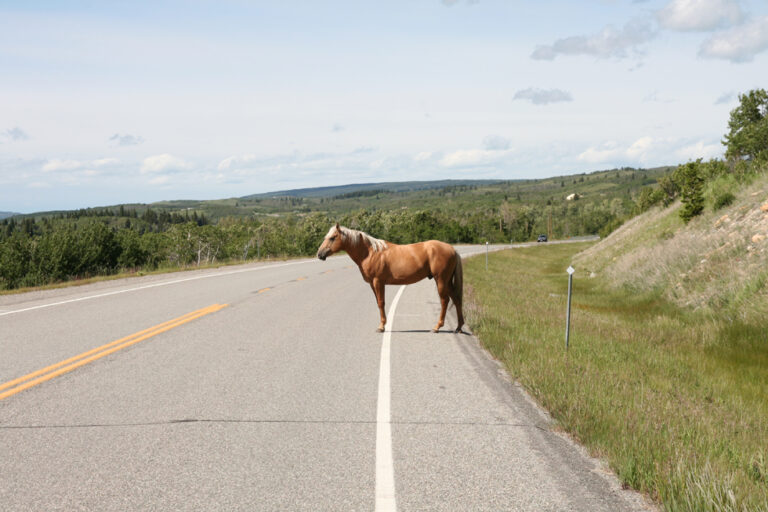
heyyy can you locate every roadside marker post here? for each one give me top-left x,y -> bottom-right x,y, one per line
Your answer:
485,241 -> 489,270
565,265 -> 575,350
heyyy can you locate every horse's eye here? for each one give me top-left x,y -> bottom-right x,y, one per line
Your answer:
329,236 -> 336,242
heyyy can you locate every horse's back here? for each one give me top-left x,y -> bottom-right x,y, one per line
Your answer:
402,240 -> 457,276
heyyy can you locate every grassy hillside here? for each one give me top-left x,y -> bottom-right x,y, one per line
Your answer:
574,164 -> 768,324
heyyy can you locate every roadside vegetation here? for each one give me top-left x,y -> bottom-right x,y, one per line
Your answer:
464,89 -> 768,510
464,242 -> 768,511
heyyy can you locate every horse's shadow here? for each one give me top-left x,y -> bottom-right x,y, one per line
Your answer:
388,329 -> 470,335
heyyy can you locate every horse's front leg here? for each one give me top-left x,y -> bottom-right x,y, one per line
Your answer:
371,279 -> 387,332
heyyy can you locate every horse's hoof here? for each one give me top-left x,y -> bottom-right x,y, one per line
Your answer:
377,327 -> 385,333
455,327 -> 464,334
431,328 -> 439,333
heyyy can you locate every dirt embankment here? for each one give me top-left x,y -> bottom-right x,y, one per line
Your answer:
574,173 -> 768,323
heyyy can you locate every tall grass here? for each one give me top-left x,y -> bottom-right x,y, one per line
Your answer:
574,172 -> 768,324
465,243 -> 768,511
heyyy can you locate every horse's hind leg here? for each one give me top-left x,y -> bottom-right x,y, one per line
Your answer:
450,288 -> 464,333
432,279 -> 449,333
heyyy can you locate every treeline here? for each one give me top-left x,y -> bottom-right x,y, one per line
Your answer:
635,156 -> 766,222
634,88 -> 768,222
0,199 -> 627,290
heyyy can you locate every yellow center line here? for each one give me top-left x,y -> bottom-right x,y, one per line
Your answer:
0,307 -> 208,393
0,303 -> 228,401
257,288 -> 271,293
295,277 -> 307,281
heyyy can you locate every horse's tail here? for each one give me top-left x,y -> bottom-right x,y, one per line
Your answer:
451,252 -> 463,307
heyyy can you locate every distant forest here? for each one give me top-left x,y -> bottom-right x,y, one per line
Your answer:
0,167 -> 673,290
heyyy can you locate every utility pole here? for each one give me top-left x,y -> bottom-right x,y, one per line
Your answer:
548,209 -> 553,240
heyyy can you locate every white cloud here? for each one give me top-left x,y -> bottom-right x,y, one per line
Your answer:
531,19 -> 656,60
414,151 -> 433,161
656,0 -> 744,31
577,142 -> 623,164
92,157 -> 119,167
42,159 -> 83,172
4,127 -> 29,141
513,88 -> 573,105
149,175 -> 171,185
643,91 -> 675,103
440,149 -> 513,168
140,154 -> 190,174
482,135 -> 511,151
578,136 -> 723,165
675,140 -> 723,160
441,0 -> 479,6
578,137 -> 657,164
626,136 -> 654,158
42,157 -> 121,176
715,91 -> 736,104
217,154 -> 257,171
699,16 -> 768,62
109,133 -> 144,146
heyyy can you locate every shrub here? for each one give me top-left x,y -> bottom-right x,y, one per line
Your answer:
713,191 -> 736,210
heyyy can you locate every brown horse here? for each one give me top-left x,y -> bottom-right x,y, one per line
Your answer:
316,223 -> 464,333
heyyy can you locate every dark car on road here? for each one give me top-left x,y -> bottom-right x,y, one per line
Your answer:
537,234 -> 548,242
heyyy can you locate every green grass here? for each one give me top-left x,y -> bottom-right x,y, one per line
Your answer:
464,243 -> 768,511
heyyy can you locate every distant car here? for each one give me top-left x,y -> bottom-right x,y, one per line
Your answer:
537,234 -> 548,243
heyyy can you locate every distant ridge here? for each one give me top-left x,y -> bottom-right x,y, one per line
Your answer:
240,179 -> 508,199
0,211 -> 20,220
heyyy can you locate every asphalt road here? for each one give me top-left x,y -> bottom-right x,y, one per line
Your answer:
0,243 -> 650,511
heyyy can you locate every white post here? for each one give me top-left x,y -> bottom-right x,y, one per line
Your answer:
566,266 -> 575,349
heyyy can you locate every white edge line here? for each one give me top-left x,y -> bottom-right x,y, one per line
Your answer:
376,284 -> 405,512
0,259 -> 317,317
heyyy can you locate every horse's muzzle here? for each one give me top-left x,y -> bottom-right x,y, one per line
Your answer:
317,249 -> 328,261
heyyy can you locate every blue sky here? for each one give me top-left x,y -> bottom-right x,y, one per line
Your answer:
1,0 -> 767,213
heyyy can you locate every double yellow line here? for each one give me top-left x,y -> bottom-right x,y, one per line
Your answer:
0,303 -> 228,401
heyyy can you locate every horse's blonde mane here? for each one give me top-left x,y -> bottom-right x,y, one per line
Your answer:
326,225 -> 387,252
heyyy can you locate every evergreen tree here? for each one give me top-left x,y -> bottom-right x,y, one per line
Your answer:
723,88 -> 768,161
674,160 -> 705,223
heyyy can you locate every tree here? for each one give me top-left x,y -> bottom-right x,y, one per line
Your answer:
657,176 -> 679,206
674,160 -> 705,223
723,88 -> 768,161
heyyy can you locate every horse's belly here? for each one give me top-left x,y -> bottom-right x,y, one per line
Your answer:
389,269 -> 428,285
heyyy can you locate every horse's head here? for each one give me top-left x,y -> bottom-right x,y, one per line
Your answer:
317,223 -> 344,261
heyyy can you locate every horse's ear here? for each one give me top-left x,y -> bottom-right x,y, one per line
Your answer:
335,222 -> 340,232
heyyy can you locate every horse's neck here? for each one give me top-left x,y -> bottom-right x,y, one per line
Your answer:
343,239 -> 374,266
